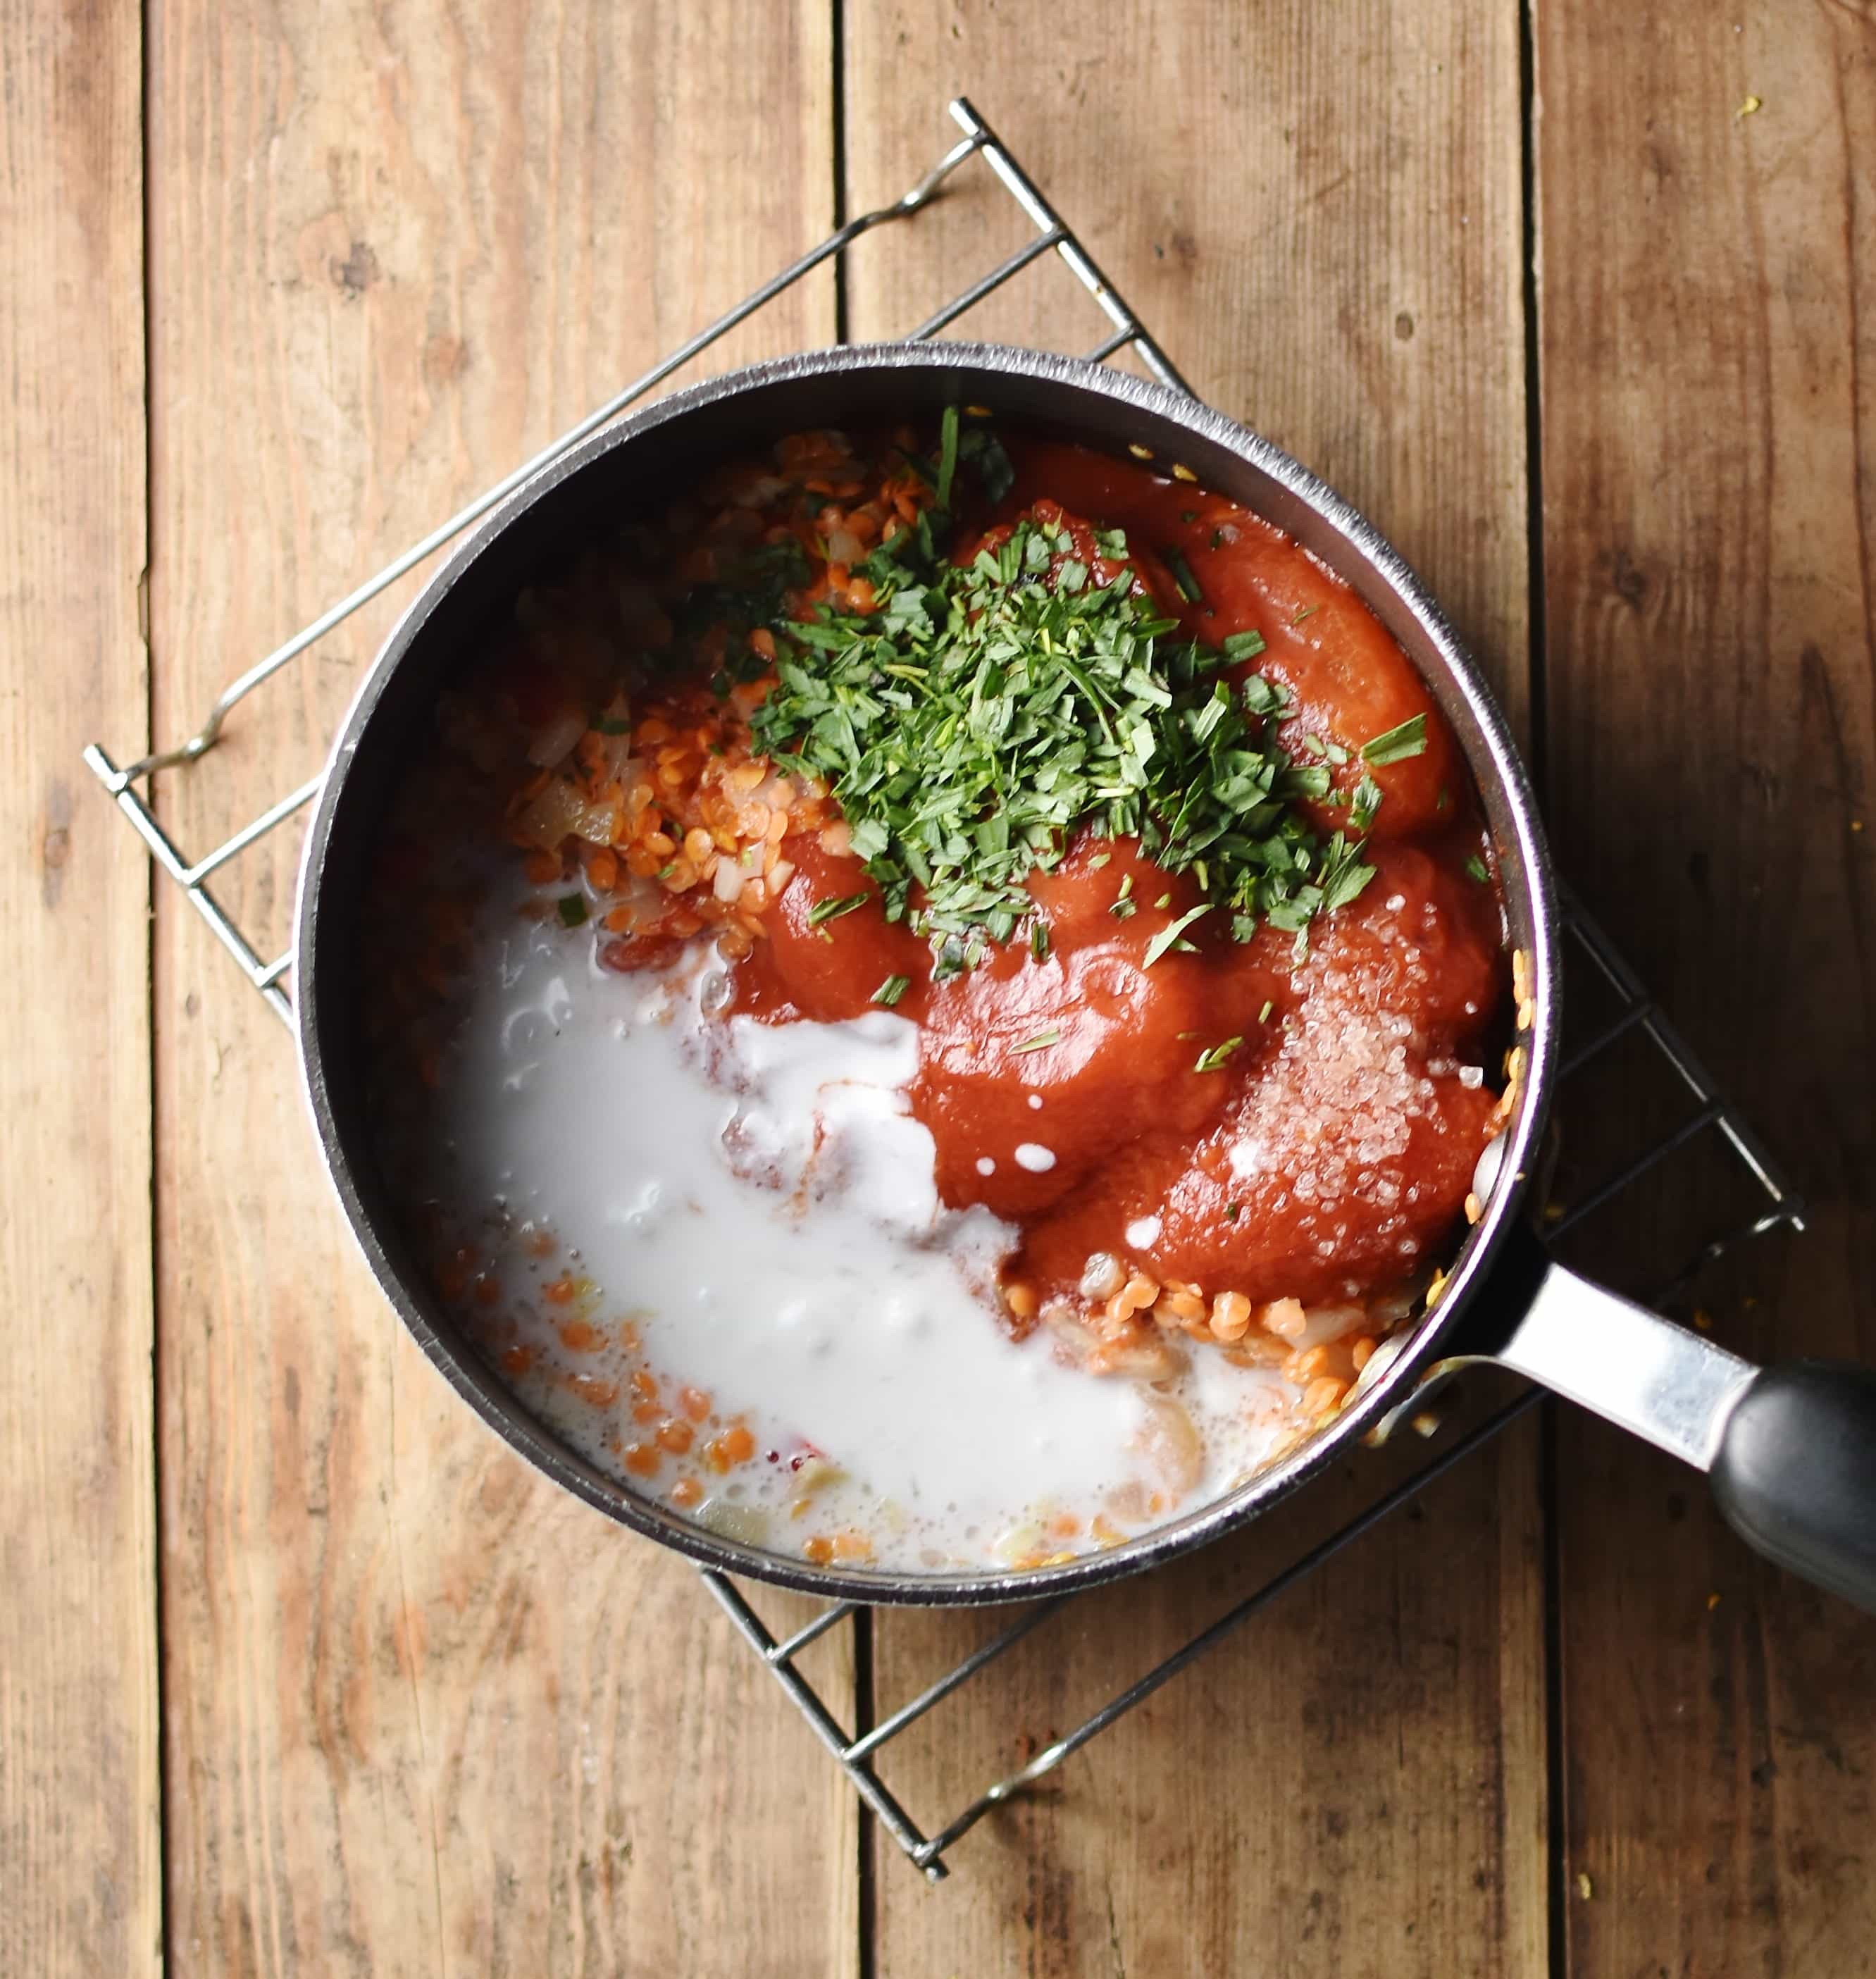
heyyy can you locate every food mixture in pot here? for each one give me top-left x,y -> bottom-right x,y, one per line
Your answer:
363,411 -> 1515,1572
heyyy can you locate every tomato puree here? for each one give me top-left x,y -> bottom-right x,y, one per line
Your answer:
736,438 -> 1504,1315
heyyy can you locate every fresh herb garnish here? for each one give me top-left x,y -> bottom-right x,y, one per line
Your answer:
1465,853 -> 1491,883
1350,773 -> 1385,832
1014,1026 -> 1062,1055
1143,902 -> 1212,967
807,891 -> 871,926
1292,604 -> 1318,626
1361,714 -> 1429,767
1167,549 -> 1204,603
935,404 -> 960,511
1193,1036 -> 1243,1072
872,974 -> 911,1007
1031,921 -> 1051,962
1224,1201 -> 1242,1222
1258,999 -> 1274,1023
1110,872 -> 1137,919
557,893 -> 588,928
748,485 -> 1377,968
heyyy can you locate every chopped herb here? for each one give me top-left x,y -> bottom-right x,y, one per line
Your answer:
1224,1201 -> 1242,1222
1031,921 -> 1051,962
1088,851 -> 1112,871
657,862 -> 677,880
1143,902 -> 1212,967
807,891 -> 871,926
750,503 -> 1369,968
1350,773 -> 1385,832
556,893 -> 588,928
1465,853 -> 1491,883
1361,713 -> 1429,767
935,403 -> 960,510
1013,1026 -> 1062,1055
1436,785 -> 1451,812
1167,549 -> 1205,603
871,974 -> 911,1007
1258,999 -> 1274,1023
1210,528 -> 1224,550
1110,871 -> 1137,919
596,717 -> 633,736
1193,1036 -> 1243,1072
1292,604 -> 1318,626
1154,892 -> 1172,910
956,425 -> 1015,503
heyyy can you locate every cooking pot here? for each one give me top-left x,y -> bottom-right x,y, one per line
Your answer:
296,342 -> 1876,1610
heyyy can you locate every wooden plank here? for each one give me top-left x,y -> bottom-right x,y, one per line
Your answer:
0,4 -> 160,1974
145,7 -> 859,1973
843,14 -> 1546,1972
1536,4 -> 1876,1973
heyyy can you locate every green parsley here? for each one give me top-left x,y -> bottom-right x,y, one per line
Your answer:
935,404 -> 960,511
1465,853 -> 1491,883
807,891 -> 870,926
1257,999 -> 1274,1023
1224,1200 -> 1242,1221
1013,1026 -> 1061,1055
1143,902 -> 1212,967
1031,921 -> 1051,962
1361,714 -> 1429,767
556,893 -> 588,928
871,974 -> 911,1007
748,484 -> 1379,968
1193,1036 -> 1243,1072
1167,549 -> 1205,603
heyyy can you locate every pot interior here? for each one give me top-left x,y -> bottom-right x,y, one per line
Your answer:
299,345 -> 1558,1605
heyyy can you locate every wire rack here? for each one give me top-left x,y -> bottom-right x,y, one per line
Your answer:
85,97 -> 1806,1882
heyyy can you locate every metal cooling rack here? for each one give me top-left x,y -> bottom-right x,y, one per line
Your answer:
85,97 -> 1806,1882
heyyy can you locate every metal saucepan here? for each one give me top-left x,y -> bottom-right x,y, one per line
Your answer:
296,343 -> 1876,1610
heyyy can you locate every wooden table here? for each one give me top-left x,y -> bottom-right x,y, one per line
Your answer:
8,2 -> 1874,1971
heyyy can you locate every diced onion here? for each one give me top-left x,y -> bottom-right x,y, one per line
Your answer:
526,706 -> 587,768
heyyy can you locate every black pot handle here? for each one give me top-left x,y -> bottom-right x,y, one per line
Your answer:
1438,1232 -> 1876,1614
1710,1363 -> 1876,1612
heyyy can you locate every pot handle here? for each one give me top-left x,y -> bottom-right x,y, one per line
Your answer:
1463,1233 -> 1876,1613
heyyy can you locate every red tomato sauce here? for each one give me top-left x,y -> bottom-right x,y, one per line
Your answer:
735,438 -> 1505,1314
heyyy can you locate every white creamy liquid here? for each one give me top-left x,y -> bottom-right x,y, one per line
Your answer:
398,881 -> 1298,1570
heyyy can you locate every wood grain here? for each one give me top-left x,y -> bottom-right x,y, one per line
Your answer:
145,6 -> 855,1973
0,3 -> 161,1973
843,11 -> 1546,1972
1536,1 -> 1876,1972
